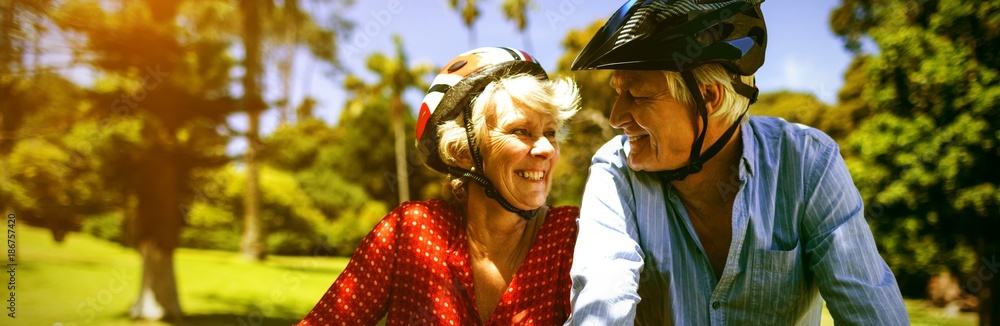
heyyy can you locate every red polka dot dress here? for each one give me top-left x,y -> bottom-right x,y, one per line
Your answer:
297,199 -> 579,326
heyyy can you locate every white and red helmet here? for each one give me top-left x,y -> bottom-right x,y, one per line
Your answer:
415,47 -> 547,174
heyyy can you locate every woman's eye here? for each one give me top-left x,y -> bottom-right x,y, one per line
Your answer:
511,128 -> 529,136
543,130 -> 557,138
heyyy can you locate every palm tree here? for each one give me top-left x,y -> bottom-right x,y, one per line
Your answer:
240,0 -> 345,261
501,0 -> 535,53
240,0 -> 268,262
346,35 -> 432,204
446,0 -> 481,48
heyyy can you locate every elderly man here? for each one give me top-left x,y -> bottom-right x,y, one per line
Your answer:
566,0 -> 909,325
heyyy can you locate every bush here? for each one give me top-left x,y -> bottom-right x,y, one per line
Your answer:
81,212 -> 123,244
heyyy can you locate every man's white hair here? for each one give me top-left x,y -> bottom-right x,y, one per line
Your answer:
661,63 -> 755,125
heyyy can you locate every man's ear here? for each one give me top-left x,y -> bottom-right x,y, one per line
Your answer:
700,82 -> 726,115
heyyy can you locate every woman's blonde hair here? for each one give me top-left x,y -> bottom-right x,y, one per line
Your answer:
661,64 -> 755,125
436,73 -> 580,201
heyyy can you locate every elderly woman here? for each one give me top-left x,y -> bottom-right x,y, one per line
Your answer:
297,47 -> 581,325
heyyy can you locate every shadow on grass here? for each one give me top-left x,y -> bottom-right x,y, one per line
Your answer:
178,314 -> 299,326
271,264 -> 345,276
84,309 -> 302,326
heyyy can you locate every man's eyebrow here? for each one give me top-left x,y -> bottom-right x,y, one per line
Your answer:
610,75 -> 630,89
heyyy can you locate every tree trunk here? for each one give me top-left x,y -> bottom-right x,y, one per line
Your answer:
978,239 -> 999,326
130,147 -> 183,320
0,157 -> 9,215
278,52 -> 293,125
521,28 -> 533,54
32,12 -> 42,72
241,111 -> 266,261
277,19 -> 296,126
391,95 -> 409,204
468,25 -> 477,49
240,0 -> 267,261
983,274 -> 997,326
130,238 -> 183,321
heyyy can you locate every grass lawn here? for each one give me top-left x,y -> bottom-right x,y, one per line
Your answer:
10,224 -> 979,325
15,224 -> 346,326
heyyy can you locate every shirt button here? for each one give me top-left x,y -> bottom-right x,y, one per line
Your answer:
712,301 -> 721,309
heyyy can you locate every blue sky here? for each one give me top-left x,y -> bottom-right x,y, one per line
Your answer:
222,0 -> 857,153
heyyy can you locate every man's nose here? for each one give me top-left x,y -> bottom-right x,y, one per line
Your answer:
608,95 -> 632,129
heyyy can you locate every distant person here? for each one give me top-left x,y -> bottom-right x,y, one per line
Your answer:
297,47 -> 582,325
565,0 -> 909,325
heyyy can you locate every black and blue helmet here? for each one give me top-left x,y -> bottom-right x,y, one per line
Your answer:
571,0 -> 767,75
573,0 -> 767,182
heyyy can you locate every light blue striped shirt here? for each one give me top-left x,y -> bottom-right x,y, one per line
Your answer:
567,116 -> 909,325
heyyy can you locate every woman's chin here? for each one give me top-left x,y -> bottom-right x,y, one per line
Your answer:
514,197 -> 547,211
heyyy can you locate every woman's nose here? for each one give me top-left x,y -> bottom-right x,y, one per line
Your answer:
531,136 -> 555,158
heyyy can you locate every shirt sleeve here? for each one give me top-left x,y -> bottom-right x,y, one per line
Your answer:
297,205 -> 401,326
801,142 -> 909,325
566,143 -> 646,326
560,207 -> 581,322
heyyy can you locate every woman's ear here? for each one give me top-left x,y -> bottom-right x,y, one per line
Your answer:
453,153 -> 474,170
700,82 -> 726,115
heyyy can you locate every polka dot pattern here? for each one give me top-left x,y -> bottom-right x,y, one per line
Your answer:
296,199 -> 579,326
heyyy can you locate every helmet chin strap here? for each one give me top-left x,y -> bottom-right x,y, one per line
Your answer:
453,103 -> 539,221
655,70 -> 752,182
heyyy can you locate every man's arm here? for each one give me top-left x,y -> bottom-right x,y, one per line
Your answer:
802,142 -> 909,325
567,141 -> 647,326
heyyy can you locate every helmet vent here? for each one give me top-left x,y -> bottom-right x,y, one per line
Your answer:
748,26 -> 766,46
448,60 -> 468,73
697,21 -> 734,43
742,6 -> 762,19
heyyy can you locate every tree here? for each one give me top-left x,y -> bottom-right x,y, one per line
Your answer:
501,0 -> 535,53
549,20 -> 618,206
51,0 -> 239,320
750,91 -> 836,133
240,0 -> 268,262
258,117 -> 396,255
1,73 -> 118,242
345,35 -> 433,205
0,0 -> 56,215
446,0 -> 481,48
831,0 -> 1000,324
334,82 -> 442,205
239,0 -> 344,261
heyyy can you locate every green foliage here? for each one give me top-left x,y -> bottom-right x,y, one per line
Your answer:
751,91 -> 831,129
548,20 -> 619,207
340,35 -> 437,204
832,0 -> 1000,316
325,201 -> 391,255
180,164 -> 353,254
177,109 -> 416,257
334,89 -> 442,205
82,211 -> 126,244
